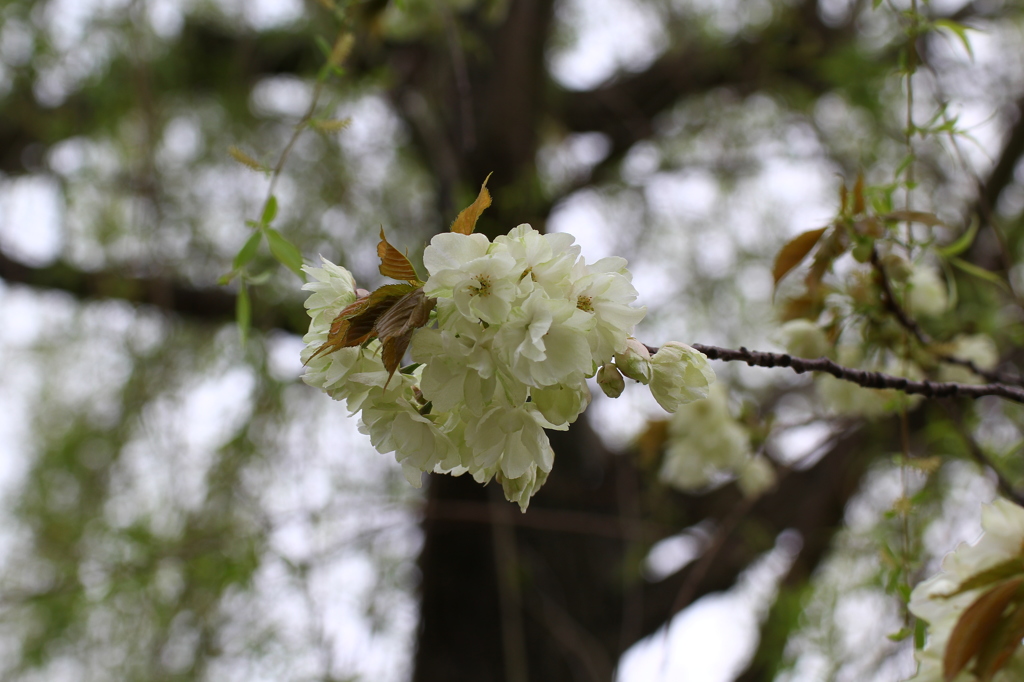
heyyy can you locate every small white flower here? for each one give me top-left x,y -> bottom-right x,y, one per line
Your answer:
571,257 -> 647,361
464,404 -> 554,480
301,256 -> 358,328
494,290 -> 593,388
906,264 -> 948,317
424,233 -> 518,324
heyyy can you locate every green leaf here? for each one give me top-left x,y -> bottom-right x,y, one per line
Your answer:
233,230 -> 263,271
266,227 -> 306,280
237,285 -> 251,343
915,618 -> 928,650
934,19 -> 974,59
261,196 -> 278,226
950,257 -> 1009,292
887,627 -> 912,642
937,218 -> 979,258
894,154 -> 915,179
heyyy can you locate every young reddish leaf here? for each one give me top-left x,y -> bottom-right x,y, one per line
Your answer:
973,602 -> 1024,681
853,173 -> 865,215
773,227 -> 829,288
779,292 -> 826,322
342,283 -> 416,346
304,284 -> 415,364
374,287 -> 437,385
450,173 -> 493,235
882,211 -> 947,228
944,578 -> 1023,682
807,229 -> 849,290
377,228 -> 420,283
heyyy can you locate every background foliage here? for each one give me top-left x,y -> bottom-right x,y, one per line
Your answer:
3,0 -> 1024,680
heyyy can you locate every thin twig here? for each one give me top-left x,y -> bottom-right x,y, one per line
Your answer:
681,343 -> 1024,404
943,404 -> 1024,505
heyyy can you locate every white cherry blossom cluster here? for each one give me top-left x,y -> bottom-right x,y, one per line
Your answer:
299,224 -> 716,510
907,498 -> 1024,682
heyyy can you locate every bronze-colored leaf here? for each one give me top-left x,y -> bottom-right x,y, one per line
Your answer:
381,332 -> 415,387
883,210 -> 947,228
373,287 -> 437,386
778,292 -> 826,322
773,227 -> 829,289
377,227 -> 420,283
853,173 -> 865,215
944,578 -> 1024,682
343,283 -> 416,346
807,229 -> 849,291
450,173 -> 493,235
973,602 -> 1024,682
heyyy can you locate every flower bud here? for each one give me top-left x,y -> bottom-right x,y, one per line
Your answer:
596,363 -> 625,398
737,455 -> 776,498
649,342 -> 715,413
614,337 -> 653,384
777,319 -> 829,359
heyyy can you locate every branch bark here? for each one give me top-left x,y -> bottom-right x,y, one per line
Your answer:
688,343 -> 1024,403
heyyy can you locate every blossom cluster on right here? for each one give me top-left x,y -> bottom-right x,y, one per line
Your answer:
907,498 -> 1024,682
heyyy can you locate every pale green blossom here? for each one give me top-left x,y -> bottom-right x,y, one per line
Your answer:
649,342 -> 716,413
659,384 -> 761,494
906,499 -> 1024,682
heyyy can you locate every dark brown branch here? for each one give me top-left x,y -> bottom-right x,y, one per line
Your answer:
688,343 -> 1024,403
0,248 -> 308,334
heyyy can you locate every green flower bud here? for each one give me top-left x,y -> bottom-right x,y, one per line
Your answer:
596,363 -> 625,398
614,337 -> 653,384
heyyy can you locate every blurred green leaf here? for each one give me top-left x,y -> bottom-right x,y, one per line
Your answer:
233,230 -> 263,271
266,227 -> 306,280
237,284 -> 251,342
260,195 -> 278,226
